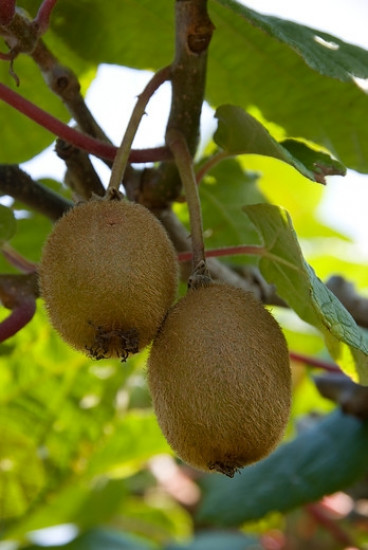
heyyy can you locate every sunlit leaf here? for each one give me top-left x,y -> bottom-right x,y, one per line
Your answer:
197,410 -> 368,526
214,105 -> 345,183
208,1 -> 368,172
0,426 -> 45,519
244,203 -> 368,384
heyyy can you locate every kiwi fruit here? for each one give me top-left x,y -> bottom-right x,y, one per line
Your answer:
39,198 -> 178,360
147,282 -> 291,476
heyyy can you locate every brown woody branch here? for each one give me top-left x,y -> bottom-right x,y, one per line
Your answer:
140,0 -> 214,209
0,164 -> 71,220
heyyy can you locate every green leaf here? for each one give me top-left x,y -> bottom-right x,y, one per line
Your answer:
215,0 -> 368,81
0,205 -> 16,244
22,0 -> 174,70
196,158 -> 264,259
23,528 -> 154,550
243,203 -> 368,384
214,105 -> 345,183
281,139 -> 347,182
197,410 -> 368,526
86,411 -> 171,478
208,1 -> 368,172
167,531 -> 259,550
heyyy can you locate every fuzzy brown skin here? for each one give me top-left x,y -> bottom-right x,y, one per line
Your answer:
39,199 -> 178,360
147,283 -> 291,476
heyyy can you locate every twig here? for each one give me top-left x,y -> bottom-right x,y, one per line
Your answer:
31,39 -> 111,143
55,139 -> 105,199
108,66 -> 171,193
0,164 -> 72,221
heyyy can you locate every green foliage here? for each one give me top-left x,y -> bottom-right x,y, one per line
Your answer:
208,0 -> 368,172
214,104 -> 346,183
197,410 -> 368,525
244,204 -> 368,384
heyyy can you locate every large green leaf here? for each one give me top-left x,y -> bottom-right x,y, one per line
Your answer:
16,0 -> 368,172
208,1 -> 368,172
197,410 -> 368,526
244,203 -> 368,384
21,0 -> 174,70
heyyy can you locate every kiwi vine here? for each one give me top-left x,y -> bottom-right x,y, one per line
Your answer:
1,2 -> 368,546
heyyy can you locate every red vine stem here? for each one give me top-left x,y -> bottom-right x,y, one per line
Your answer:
2,244 -> 38,274
34,0 -> 59,35
305,503 -> 355,547
177,245 -> 264,262
0,0 -> 15,25
0,297 -> 36,343
0,82 -> 172,163
289,351 -> 341,373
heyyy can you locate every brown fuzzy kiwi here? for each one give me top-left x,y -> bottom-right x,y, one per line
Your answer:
39,198 -> 178,360
147,282 -> 291,476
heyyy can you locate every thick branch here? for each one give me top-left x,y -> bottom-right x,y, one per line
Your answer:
141,0 -> 214,208
167,0 -> 214,154
0,164 -> 71,220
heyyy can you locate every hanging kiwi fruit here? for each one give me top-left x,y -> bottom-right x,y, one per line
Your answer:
147,281 -> 291,476
147,129 -> 292,476
39,197 -> 178,360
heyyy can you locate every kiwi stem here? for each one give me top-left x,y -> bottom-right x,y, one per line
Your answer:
166,128 -> 209,285
107,66 -> 172,193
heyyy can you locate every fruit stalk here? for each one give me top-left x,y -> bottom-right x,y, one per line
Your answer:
166,128 -> 209,285
107,66 -> 171,193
